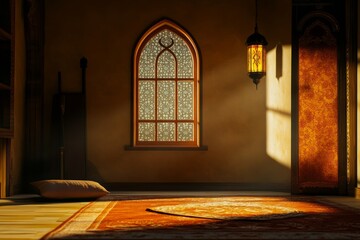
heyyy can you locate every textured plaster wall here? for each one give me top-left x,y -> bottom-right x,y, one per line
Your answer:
357,0 -> 360,188
44,0 -> 291,189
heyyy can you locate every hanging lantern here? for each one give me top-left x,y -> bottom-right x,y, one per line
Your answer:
246,0 -> 268,89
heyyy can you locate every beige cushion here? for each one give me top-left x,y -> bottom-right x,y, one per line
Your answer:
31,179 -> 109,199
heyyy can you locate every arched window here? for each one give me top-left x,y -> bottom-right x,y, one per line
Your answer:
133,19 -> 200,147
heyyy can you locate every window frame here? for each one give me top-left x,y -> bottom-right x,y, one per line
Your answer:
132,19 -> 200,148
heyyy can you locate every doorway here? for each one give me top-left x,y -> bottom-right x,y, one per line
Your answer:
291,3 -> 348,195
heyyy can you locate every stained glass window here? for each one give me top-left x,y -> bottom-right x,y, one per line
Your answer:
134,20 -> 199,147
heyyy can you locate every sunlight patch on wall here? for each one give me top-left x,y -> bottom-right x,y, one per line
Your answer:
266,44 -> 291,168
266,111 -> 291,168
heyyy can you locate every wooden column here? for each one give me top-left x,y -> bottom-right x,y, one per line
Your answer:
23,0 -> 45,186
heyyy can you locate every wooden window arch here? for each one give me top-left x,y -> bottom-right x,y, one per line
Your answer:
133,19 -> 200,147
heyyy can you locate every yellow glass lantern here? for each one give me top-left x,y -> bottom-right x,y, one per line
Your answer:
246,0 -> 268,89
246,30 -> 268,88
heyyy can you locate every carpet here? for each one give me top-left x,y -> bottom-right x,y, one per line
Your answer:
147,200 -> 305,220
41,195 -> 360,240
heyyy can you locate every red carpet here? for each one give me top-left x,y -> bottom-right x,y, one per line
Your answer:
42,195 -> 360,239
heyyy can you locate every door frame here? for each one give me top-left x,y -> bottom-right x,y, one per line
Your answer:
291,1 -> 351,195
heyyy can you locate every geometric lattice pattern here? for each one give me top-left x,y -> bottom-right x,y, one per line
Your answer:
157,122 -> 176,141
135,21 -> 198,145
139,29 -> 193,79
157,81 -> 176,120
177,122 -> 194,141
177,81 -> 193,120
138,122 -> 155,141
138,81 -> 155,120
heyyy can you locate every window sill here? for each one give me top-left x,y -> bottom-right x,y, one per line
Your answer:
124,145 -> 208,151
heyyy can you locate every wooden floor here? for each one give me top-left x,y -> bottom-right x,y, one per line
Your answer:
0,191 -> 360,240
0,195 -> 89,240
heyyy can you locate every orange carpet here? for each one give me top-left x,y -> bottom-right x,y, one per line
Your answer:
42,195 -> 360,240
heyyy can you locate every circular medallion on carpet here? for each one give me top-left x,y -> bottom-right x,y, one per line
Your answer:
147,201 -> 305,221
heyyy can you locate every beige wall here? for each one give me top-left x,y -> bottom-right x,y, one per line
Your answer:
357,0 -> 360,188
44,0 -> 292,189
12,0 -> 26,194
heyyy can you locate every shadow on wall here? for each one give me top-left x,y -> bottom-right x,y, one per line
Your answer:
276,44 -> 283,80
